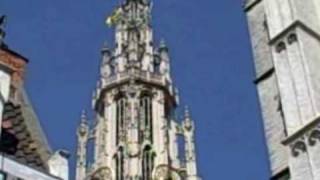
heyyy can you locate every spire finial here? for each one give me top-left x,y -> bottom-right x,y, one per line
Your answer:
80,110 -> 88,124
159,39 -> 169,54
101,41 -> 110,52
184,105 -> 190,119
184,105 -> 193,131
125,0 -> 149,5
159,38 -> 168,51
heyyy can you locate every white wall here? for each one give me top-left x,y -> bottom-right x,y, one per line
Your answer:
0,68 -> 11,135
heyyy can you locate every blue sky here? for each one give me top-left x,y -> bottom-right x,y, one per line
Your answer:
0,0 -> 270,179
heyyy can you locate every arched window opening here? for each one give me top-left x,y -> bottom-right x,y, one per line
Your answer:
140,95 -> 153,142
153,57 -> 161,74
116,95 -> 127,145
165,100 -> 174,128
177,135 -> 186,164
142,146 -> 155,180
115,147 -> 125,180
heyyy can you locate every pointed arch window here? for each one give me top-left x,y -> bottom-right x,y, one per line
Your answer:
115,147 -> 125,180
153,56 -> 161,74
142,146 -> 155,180
116,95 -> 127,144
140,94 -> 153,142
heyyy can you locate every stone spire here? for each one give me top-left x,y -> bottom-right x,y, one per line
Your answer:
105,0 -> 154,73
183,106 -> 200,180
76,110 -> 89,180
76,1 -> 200,179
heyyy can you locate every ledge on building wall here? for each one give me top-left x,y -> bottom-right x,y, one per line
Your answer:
282,115 -> 320,146
269,20 -> 320,46
243,0 -> 262,12
253,67 -> 275,84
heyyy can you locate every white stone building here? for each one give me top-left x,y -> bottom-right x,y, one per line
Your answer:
244,0 -> 320,179
75,0 -> 200,179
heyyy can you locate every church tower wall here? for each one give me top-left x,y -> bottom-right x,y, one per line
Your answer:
245,0 -> 289,176
245,0 -> 320,179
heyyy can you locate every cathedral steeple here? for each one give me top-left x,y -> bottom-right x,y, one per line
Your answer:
76,1 -> 200,180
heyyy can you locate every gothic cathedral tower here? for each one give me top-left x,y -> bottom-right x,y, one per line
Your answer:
245,0 -> 320,179
76,0 -> 200,180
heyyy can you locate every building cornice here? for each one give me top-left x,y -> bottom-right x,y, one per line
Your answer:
269,20 -> 320,46
254,67 -> 275,84
243,0 -> 262,12
282,115 -> 320,146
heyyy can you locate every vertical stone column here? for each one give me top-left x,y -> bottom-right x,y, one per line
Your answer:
104,94 -> 114,170
169,121 -> 180,168
94,116 -> 101,166
94,114 -> 110,168
272,40 -> 302,134
108,91 -> 118,178
159,40 -> 171,81
307,125 -> 320,179
76,111 -> 89,180
286,30 -> 320,179
272,39 -> 315,180
152,90 -> 169,166
183,108 -> 199,180
126,90 -> 141,179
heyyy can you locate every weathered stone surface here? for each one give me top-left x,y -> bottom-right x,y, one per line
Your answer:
245,0 -> 320,179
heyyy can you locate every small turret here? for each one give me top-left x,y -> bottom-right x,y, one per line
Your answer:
159,39 -> 169,63
100,42 -> 113,78
159,39 -> 169,53
124,0 -> 150,7
101,42 -> 112,57
76,110 -> 89,180
182,106 -> 200,180
158,39 -> 171,80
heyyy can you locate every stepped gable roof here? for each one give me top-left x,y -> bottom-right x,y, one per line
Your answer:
0,45 -> 28,86
1,87 -> 52,172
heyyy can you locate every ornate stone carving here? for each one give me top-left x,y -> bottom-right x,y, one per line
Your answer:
290,139 -> 307,157
92,167 -> 112,180
154,165 -> 170,180
76,0 -> 199,179
119,129 -> 127,142
287,33 -> 298,44
276,41 -> 286,53
308,129 -> 320,146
